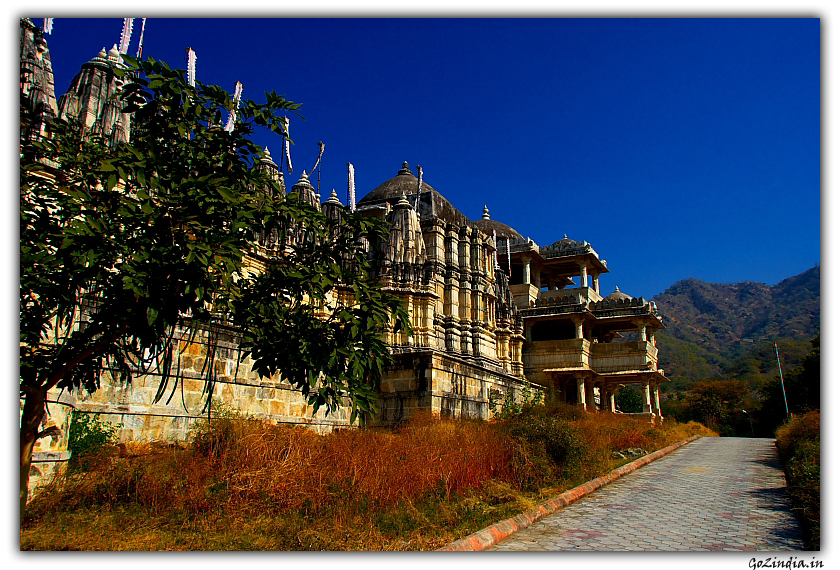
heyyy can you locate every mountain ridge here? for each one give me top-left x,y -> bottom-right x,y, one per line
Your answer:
651,265 -> 819,389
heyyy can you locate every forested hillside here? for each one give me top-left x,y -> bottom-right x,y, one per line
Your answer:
653,265 -> 820,391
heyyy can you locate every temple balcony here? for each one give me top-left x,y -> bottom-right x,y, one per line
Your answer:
515,286 -> 602,317
523,339 -> 658,375
538,286 -> 602,305
590,340 -> 658,373
523,338 -> 592,371
510,283 -> 539,309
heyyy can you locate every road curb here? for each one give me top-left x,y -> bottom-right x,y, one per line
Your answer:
437,434 -> 703,551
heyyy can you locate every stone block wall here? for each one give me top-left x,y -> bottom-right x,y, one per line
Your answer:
377,349 -> 535,424
74,323 -> 353,442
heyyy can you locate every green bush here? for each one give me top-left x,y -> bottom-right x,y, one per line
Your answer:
615,385 -> 644,413
68,412 -> 119,458
489,383 -> 544,419
67,412 -> 119,472
495,410 -> 589,488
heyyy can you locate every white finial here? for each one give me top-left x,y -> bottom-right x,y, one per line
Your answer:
43,19 -> 53,35
482,205 -> 490,220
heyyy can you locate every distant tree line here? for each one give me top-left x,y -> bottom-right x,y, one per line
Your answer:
660,334 -> 819,437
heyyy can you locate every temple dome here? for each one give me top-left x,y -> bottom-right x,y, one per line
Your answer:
548,234 -> 584,249
357,162 -> 472,226
472,205 -> 524,240
604,286 -> 632,301
358,162 -> 436,203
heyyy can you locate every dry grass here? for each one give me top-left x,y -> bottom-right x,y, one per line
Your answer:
22,409 -> 715,550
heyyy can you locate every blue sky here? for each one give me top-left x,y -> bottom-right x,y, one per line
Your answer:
39,17 -> 819,299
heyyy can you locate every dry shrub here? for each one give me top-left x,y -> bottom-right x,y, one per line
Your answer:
26,405 -> 719,541
30,412 -> 517,520
776,410 -> 820,550
323,414 -> 514,504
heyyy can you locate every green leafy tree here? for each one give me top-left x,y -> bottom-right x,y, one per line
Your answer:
615,385 -> 644,413
686,379 -> 748,435
20,55 -> 407,516
757,334 -> 820,434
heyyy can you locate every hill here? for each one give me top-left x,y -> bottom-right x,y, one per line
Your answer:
652,265 -> 820,390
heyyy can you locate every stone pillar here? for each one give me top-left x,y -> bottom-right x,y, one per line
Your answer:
523,258 -> 531,286
643,381 -> 652,413
579,262 -> 588,288
497,319 -> 511,373
653,384 -> 661,416
637,322 -> 647,342
608,387 -> 616,413
585,380 -> 596,410
577,376 -> 587,410
572,316 -> 584,339
592,274 -> 600,295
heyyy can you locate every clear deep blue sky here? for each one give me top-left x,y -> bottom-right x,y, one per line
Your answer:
41,17 -> 819,299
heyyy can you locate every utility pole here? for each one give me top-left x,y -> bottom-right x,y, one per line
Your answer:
775,341 -> 791,423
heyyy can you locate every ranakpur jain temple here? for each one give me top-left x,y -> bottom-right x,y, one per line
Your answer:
21,19 -> 670,473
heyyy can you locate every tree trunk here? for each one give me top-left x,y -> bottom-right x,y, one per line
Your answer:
20,388 -> 47,527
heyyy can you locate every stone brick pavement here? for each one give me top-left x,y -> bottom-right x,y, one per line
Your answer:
488,437 -> 805,551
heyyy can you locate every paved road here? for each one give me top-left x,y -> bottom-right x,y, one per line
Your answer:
488,437 -> 805,551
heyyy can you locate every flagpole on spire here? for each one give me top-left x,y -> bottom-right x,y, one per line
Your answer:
282,116 -> 293,174
347,163 -> 356,212
311,142 -> 325,194
316,142 -> 324,197
118,18 -> 134,54
414,165 -> 423,210
186,48 -> 197,87
224,81 -> 243,132
136,18 -> 147,59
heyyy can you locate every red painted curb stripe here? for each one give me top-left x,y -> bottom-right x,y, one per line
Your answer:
438,434 -> 702,551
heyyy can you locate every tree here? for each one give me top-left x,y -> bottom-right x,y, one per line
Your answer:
615,385 -> 644,413
686,379 -> 749,435
20,55 -> 408,516
757,334 -> 820,434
